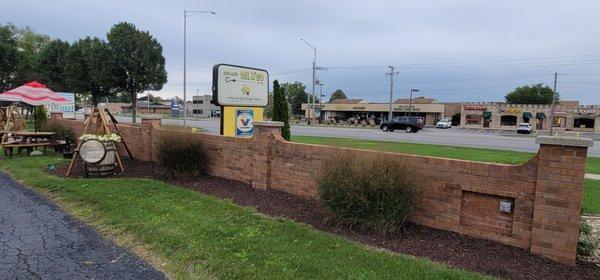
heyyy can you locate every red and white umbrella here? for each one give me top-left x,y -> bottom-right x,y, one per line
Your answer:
0,81 -> 69,106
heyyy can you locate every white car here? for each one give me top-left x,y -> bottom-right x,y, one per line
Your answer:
436,118 -> 452,129
517,123 -> 533,134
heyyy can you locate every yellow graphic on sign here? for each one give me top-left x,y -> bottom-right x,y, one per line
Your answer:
222,106 -> 264,137
241,85 -> 251,95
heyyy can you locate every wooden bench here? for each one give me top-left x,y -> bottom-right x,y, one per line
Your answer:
3,142 -> 51,157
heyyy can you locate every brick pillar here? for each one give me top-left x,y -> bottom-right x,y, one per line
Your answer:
251,121 -> 284,190
138,116 -> 162,161
50,112 -> 63,120
531,136 -> 593,265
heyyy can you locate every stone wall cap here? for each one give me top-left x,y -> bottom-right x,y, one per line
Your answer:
535,136 -> 594,147
254,121 -> 284,127
140,114 -> 163,120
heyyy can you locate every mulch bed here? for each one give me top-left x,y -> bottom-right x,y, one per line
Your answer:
57,159 -> 600,280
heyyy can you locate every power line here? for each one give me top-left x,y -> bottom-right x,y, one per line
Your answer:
271,68 -> 312,76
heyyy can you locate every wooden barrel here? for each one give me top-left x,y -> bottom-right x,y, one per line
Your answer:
80,140 -> 116,177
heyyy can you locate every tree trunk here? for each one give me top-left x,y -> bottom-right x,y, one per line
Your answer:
131,91 -> 137,124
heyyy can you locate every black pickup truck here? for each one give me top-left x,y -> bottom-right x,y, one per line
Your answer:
380,116 -> 424,133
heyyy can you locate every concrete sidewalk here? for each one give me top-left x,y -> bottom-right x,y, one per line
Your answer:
586,173 -> 600,180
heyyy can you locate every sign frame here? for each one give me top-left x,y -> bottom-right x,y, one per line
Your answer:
212,63 -> 269,107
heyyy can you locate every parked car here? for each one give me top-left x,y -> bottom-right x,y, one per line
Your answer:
436,118 -> 452,129
380,116 -> 424,133
517,123 -> 533,134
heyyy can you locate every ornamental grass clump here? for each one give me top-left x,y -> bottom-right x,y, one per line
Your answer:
318,152 -> 417,234
156,131 -> 208,177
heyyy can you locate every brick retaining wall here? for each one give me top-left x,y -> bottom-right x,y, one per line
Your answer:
51,113 -> 592,265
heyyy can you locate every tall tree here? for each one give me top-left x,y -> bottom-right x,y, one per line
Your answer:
13,25 -> 51,84
282,81 -> 308,115
329,89 -> 347,102
65,37 -> 118,106
107,22 -> 167,123
505,84 -> 558,104
272,80 -> 291,140
36,39 -> 70,91
0,24 -> 21,92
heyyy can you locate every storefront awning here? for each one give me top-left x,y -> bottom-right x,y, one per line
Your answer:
482,111 -> 492,118
536,112 -> 546,119
523,112 -> 533,119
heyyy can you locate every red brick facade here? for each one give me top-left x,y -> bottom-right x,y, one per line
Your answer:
52,114 -> 591,265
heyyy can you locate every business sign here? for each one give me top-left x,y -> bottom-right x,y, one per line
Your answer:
212,64 -> 269,107
236,109 -> 254,137
171,98 -> 180,117
49,92 -> 75,113
464,105 -> 487,111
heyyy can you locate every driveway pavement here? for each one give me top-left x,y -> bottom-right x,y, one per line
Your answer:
0,172 -> 165,280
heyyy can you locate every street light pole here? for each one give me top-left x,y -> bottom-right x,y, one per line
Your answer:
183,10 -> 215,126
301,38 -> 317,125
549,72 -> 558,135
409,89 -> 419,117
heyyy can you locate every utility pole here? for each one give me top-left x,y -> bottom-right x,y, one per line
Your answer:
549,72 -> 558,135
386,65 -> 398,121
318,82 -> 324,121
301,39 -> 317,125
409,89 -> 419,117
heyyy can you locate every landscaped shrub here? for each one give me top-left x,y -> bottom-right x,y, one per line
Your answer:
156,131 -> 208,177
34,106 -> 48,127
578,218 -> 597,257
41,121 -> 76,141
318,152 -> 416,234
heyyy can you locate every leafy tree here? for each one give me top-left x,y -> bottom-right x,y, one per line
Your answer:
505,84 -> 558,104
107,22 -> 167,123
36,39 -> 70,91
282,81 -> 313,115
329,89 -> 347,102
65,37 -> 117,106
0,24 -> 21,92
272,80 -> 291,140
13,25 -> 51,84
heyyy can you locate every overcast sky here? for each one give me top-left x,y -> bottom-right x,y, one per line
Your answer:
2,0 -> 600,104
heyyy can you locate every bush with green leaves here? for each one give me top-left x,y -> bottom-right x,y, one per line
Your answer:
41,120 -> 76,141
156,131 -> 208,177
578,218 -> 597,257
318,153 -> 416,234
34,106 -> 47,128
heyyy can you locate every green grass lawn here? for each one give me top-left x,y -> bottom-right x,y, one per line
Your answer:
0,155 -> 487,280
584,179 -> 600,215
291,135 -> 600,174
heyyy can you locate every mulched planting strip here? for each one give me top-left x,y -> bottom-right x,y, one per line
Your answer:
57,160 -> 600,280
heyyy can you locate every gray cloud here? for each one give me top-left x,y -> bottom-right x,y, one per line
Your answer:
2,0 -> 599,103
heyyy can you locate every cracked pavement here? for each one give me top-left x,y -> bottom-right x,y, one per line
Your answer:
0,172 -> 165,279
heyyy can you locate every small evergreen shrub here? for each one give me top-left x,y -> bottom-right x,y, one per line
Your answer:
156,131 -> 208,177
41,121 -> 76,141
578,218 -> 597,257
35,106 -> 48,127
318,153 -> 416,234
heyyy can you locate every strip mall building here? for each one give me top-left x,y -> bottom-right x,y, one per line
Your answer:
301,97 -> 445,125
456,101 -> 600,132
302,98 -> 599,132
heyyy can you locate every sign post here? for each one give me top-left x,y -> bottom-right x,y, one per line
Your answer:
212,64 -> 269,137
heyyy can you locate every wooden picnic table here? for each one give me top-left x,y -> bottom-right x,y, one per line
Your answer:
2,131 -> 58,157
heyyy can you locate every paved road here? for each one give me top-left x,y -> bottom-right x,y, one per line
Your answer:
99,115 -> 600,156
0,172 -> 165,280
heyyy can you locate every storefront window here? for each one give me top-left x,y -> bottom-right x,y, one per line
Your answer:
465,115 -> 481,125
574,118 -> 595,128
500,115 -> 517,126
553,116 -> 567,127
